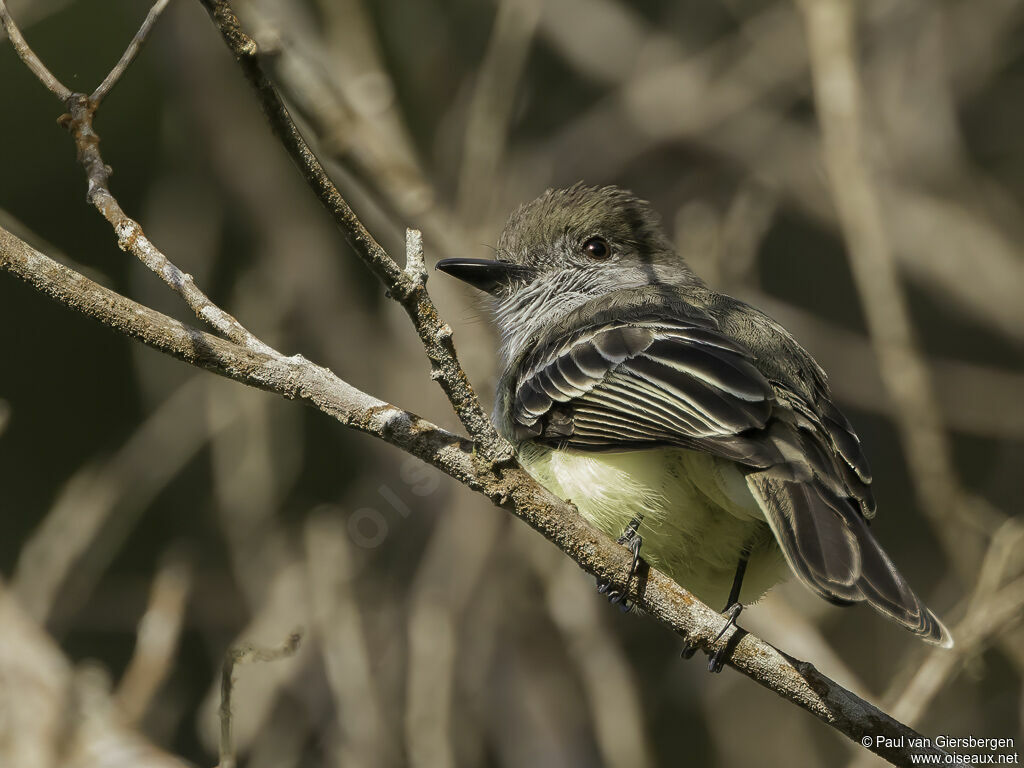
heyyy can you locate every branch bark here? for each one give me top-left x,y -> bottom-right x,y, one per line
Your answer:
0,0 -> 966,763
0,217 -> 945,768
199,0 -> 502,458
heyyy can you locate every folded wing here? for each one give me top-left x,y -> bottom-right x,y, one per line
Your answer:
511,311 -> 951,646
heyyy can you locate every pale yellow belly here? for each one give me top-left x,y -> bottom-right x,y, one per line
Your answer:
518,444 -> 787,607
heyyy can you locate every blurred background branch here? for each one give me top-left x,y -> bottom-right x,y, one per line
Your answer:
0,0 -> 1021,766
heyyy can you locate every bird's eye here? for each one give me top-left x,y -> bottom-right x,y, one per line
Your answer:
582,237 -> 611,260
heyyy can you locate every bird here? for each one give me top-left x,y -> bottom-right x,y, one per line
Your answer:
436,184 -> 953,670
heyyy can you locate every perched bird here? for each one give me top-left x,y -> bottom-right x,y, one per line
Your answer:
437,184 -> 952,669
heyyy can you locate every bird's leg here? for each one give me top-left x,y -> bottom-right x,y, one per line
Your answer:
596,515 -> 644,612
681,553 -> 749,672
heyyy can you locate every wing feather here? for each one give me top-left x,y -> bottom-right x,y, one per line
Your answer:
747,473 -> 951,645
506,307 -> 949,645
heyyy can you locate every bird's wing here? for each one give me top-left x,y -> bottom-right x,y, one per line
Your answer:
511,312 -> 951,646
746,471 -> 951,645
511,317 -> 776,452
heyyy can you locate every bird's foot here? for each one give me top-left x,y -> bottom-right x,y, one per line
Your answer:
596,516 -> 644,613
680,602 -> 744,673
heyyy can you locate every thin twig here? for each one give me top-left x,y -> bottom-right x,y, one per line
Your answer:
0,0 -> 71,100
221,0 -> 1024,446
198,0 -> 506,460
91,0 -> 173,104
0,1 -> 984,760
60,96 -> 279,355
1,0 -> 273,354
219,629 -> 303,768
0,223 -> 481,484
1,223 -> 951,766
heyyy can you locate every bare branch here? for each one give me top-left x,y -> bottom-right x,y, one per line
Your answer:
91,0 -> 173,105
197,0 -> 505,458
2,0 -> 267,353
0,3 -> 986,761
59,96 -> 278,354
218,2 -> 1024,445
0,0 -> 71,100
1,221 -> 949,766
219,629 -> 303,768
0,224 -> 479,485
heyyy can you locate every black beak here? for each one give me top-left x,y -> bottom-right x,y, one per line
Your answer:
435,258 -> 532,294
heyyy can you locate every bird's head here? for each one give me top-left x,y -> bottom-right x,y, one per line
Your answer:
437,184 -> 702,365
437,184 -> 695,299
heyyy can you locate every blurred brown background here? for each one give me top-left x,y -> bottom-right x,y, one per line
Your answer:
1,0 -> 1022,766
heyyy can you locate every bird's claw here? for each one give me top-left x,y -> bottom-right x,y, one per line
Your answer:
713,602 -> 743,643
595,516 -> 644,612
680,602 -> 744,673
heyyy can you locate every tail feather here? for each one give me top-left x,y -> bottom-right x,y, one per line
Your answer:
747,473 -> 953,648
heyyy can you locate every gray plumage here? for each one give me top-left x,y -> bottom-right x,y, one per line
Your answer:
439,184 -> 952,647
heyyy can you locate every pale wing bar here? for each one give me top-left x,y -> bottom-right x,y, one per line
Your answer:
511,319 -> 775,447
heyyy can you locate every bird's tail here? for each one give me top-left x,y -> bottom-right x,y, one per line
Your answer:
747,473 -> 953,648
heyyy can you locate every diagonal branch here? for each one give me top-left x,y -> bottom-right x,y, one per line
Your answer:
59,94 -> 279,355
91,0 -> 173,105
0,0 -> 71,99
1,220 -> 947,768
197,0 -> 504,459
0,1 -> 969,762
0,0 -> 275,354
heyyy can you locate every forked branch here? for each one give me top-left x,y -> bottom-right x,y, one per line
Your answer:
0,1 -> 963,764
